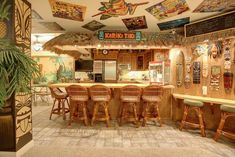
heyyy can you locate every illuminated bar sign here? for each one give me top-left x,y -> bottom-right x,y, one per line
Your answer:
98,31 -> 142,41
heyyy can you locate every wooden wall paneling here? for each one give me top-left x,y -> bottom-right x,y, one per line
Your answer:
143,50 -> 152,70
171,38 -> 235,131
94,50 -> 118,60
131,53 -> 137,70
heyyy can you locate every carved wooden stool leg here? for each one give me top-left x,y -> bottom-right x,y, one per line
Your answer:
198,108 -> 206,137
58,99 -> 61,114
119,103 -> 125,126
104,103 -> 110,127
133,103 -> 139,128
91,103 -> 98,126
214,112 -> 226,141
68,102 -> 74,126
50,99 -> 57,120
82,103 -> 88,126
66,98 -> 70,110
118,102 -> 123,123
180,105 -> 189,131
62,99 -> 66,120
156,104 -> 162,127
142,102 -> 148,127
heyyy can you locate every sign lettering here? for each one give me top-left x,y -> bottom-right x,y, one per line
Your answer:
98,31 -> 142,41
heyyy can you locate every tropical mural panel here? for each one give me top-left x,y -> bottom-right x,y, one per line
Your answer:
33,56 -> 74,84
48,0 -> 86,21
93,0 -> 149,20
122,16 -> 148,30
193,0 -> 235,12
145,0 -> 190,20
82,20 -> 105,31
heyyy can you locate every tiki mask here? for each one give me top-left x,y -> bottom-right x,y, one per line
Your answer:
193,62 -> 200,84
185,57 -> 191,73
192,45 -> 207,57
224,72 -> 233,93
176,51 -> 184,87
202,55 -> 208,78
184,57 -> 191,88
224,61 -> 231,70
210,66 -> 221,90
224,47 -> 231,61
210,44 -> 218,58
184,74 -> 191,89
208,41 -> 223,59
15,93 -> 32,144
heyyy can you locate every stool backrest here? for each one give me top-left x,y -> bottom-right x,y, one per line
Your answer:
120,85 -> 141,98
65,85 -> 88,97
49,87 -> 64,98
89,85 -> 111,99
142,85 -> 163,97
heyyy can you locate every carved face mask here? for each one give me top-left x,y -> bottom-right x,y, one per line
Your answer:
224,61 -> 231,70
193,62 -> 200,84
224,47 -> 231,61
211,44 -> 218,58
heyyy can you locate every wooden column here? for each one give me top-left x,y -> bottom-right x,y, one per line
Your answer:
0,0 -> 32,151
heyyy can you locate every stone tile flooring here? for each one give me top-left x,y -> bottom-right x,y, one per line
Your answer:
32,104 -> 235,157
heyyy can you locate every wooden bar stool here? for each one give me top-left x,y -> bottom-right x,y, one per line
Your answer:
142,85 -> 162,127
49,87 -> 70,120
89,85 -> 111,127
119,85 -> 141,127
180,99 -> 206,137
214,104 -> 235,141
66,85 -> 89,126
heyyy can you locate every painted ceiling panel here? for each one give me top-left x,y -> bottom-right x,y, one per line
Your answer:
28,0 -> 233,33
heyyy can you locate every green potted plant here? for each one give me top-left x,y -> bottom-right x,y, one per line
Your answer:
0,39 -> 39,109
0,0 -> 11,38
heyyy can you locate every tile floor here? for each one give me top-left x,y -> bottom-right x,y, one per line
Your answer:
32,102 -> 235,157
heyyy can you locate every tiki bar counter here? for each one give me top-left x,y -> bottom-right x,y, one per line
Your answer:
0,0 -> 235,157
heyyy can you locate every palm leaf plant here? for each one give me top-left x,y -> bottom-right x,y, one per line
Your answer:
0,0 -> 11,38
0,0 -> 11,21
0,39 -> 39,108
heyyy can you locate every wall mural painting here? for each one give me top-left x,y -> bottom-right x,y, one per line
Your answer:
33,56 -> 74,84
93,0 -> 149,20
122,16 -> 148,30
15,93 -> 32,150
146,0 -> 190,20
157,17 -> 189,31
193,0 -> 235,13
14,0 -> 31,56
48,0 -> 86,21
39,22 -> 65,31
82,20 -> 106,31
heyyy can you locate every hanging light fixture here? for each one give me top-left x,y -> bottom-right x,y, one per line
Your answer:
33,35 -> 43,51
